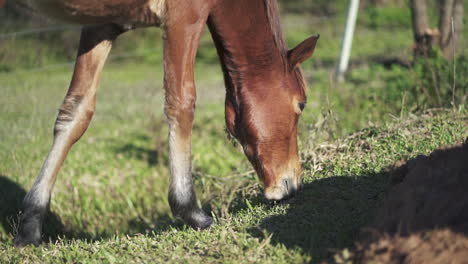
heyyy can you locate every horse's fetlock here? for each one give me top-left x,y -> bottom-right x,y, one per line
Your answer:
168,190 -> 196,215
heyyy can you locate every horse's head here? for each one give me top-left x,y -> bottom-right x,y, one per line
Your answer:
226,35 -> 319,201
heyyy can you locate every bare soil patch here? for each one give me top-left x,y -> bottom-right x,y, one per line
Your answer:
334,141 -> 468,264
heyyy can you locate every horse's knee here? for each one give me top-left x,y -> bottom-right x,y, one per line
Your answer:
54,95 -> 95,143
164,93 -> 196,130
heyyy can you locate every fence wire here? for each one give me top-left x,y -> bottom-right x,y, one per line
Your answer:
0,24 -> 81,39
0,24 -> 163,73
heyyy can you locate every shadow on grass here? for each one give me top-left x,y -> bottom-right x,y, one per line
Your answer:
110,133 -> 165,167
252,143 -> 467,263
246,172 -> 390,263
0,175 -> 178,245
0,175 -> 82,243
0,175 -> 27,237
114,143 -> 160,166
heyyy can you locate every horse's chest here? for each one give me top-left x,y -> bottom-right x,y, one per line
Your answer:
18,0 -> 166,26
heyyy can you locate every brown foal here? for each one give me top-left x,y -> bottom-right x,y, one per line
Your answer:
11,0 -> 319,246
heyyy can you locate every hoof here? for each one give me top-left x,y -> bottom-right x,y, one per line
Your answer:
168,193 -> 213,230
13,208 -> 43,247
180,208 -> 213,230
13,233 -> 41,247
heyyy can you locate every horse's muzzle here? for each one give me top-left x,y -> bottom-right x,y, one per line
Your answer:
264,178 -> 300,201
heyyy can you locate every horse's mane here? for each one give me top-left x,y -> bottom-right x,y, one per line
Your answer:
264,0 -> 287,53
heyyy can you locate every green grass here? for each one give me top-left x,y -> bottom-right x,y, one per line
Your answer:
1,4 -> 467,263
1,60 -> 466,263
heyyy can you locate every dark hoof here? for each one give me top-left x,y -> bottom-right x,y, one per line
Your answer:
13,209 -> 43,247
13,233 -> 41,247
180,208 -> 213,230
168,192 -> 213,230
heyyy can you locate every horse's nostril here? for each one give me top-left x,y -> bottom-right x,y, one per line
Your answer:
265,179 -> 299,201
282,178 -> 298,197
283,179 -> 290,194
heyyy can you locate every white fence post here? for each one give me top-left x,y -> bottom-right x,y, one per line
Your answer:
336,0 -> 360,82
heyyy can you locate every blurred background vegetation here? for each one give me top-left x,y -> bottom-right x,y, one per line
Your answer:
1,0 -> 465,178
0,0 -> 467,162
1,0 -> 466,114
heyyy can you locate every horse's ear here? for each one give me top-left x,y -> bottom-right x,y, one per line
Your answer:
287,34 -> 320,69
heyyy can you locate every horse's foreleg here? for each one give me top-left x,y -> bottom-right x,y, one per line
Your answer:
163,7 -> 213,230
13,24 -> 124,247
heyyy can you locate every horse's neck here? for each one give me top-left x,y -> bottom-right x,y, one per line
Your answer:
208,0 -> 287,93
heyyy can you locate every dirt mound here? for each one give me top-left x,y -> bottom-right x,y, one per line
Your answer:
351,229 -> 468,264
376,141 -> 468,235
335,141 -> 468,263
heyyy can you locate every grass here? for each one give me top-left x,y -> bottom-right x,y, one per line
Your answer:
1,60 -> 466,263
1,3 -> 467,263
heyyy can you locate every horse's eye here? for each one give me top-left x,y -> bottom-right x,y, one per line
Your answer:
298,102 -> 305,112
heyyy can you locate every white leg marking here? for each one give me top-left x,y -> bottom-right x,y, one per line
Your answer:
168,121 -> 193,205
26,96 -> 92,208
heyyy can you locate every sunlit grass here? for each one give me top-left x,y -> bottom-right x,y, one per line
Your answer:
1,57 -> 466,263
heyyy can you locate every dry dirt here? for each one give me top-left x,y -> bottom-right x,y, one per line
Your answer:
334,141 -> 468,264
